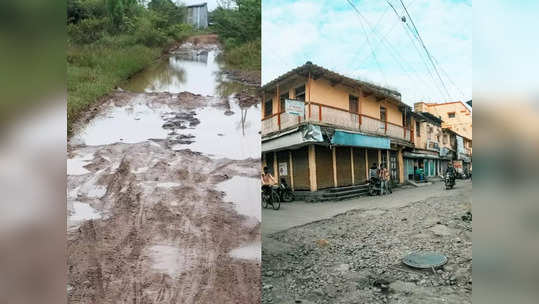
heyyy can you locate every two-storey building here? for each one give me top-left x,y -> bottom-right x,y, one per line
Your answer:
403,110 -> 446,181
260,62 -> 414,199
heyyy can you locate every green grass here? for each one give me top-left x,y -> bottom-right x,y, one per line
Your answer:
67,41 -> 161,133
221,39 -> 260,71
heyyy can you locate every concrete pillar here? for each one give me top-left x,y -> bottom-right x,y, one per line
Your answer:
378,150 -> 382,166
289,151 -> 295,190
386,150 -> 390,169
398,148 -> 404,184
350,147 -> 355,184
332,147 -> 338,187
308,145 -> 317,191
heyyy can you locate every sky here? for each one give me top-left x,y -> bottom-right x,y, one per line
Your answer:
262,0 -> 472,106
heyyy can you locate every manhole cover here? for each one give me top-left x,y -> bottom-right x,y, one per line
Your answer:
402,252 -> 447,269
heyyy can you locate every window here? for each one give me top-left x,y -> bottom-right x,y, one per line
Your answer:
443,134 -> 448,144
416,121 -> 421,136
448,112 -> 456,118
380,106 -> 387,130
295,85 -> 306,101
380,106 -> 387,121
349,95 -> 359,113
264,98 -> 273,117
279,92 -> 289,113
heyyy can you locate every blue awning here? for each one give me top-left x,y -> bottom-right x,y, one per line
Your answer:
331,130 -> 390,149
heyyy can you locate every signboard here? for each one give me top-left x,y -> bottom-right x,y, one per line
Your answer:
278,162 -> 288,176
285,99 -> 305,116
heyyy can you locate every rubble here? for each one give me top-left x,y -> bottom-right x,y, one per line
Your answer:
262,191 -> 472,303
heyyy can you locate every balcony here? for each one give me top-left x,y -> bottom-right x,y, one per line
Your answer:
262,101 -> 412,142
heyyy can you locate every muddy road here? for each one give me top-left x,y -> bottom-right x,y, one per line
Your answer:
67,36 -> 261,303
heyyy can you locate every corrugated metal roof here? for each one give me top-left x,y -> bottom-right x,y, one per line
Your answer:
261,62 -> 407,108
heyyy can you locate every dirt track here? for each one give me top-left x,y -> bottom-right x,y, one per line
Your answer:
67,39 -> 261,303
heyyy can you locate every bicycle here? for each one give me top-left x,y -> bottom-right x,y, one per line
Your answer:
261,185 -> 280,210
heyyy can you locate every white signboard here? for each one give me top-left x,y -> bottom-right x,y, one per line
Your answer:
285,99 -> 305,116
278,162 -> 288,176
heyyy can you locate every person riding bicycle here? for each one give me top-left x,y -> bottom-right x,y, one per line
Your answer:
261,166 -> 277,195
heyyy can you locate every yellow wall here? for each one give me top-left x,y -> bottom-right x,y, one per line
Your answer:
308,78 -> 404,126
421,102 -> 472,139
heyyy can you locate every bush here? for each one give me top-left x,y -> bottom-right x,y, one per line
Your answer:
67,17 -> 107,44
222,39 -> 260,70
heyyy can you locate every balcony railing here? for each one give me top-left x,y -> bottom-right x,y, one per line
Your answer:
262,101 -> 412,142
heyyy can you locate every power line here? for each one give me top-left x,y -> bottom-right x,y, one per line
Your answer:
345,0 -> 388,86
346,0 -> 440,101
398,0 -> 452,100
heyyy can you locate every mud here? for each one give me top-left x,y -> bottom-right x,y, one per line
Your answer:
68,38 -> 261,303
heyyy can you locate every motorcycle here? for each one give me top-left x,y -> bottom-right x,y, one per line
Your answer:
275,178 -> 294,202
444,173 -> 455,189
368,177 -> 382,196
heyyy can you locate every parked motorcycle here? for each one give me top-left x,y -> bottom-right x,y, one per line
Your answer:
368,177 -> 382,196
444,174 -> 455,190
276,178 -> 294,202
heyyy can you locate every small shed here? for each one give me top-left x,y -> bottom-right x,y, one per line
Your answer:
186,3 -> 208,29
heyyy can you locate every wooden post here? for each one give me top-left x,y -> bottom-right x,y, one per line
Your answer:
332,147 -> 338,188
308,145 -> 317,191
398,148 -> 404,183
289,151 -> 295,190
319,104 -> 322,121
365,148 -> 370,180
262,91 -> 265,119
308,72 -> 312,119
273,151 -> 278,180
350,147 -> 355,184
276,85 -> 281,130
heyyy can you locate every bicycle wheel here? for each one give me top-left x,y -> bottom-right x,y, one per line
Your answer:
271,192 -> 280,210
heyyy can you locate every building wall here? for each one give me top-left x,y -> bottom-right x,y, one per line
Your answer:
414,120 -> 442,150
416,102 -> 472,139
276,151 -> 291,187
186,5 -> 208,29
307,78 -> 404,126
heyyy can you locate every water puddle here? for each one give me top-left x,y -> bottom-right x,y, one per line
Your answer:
124,48 -> 222,96
217,176 -> 261,222
67,152 -> 94,175
147,244 -> 186,278
229,242 -> 261,261
72,95 -> 171,146
68,202 -> 101,226
171,100 -> 260,159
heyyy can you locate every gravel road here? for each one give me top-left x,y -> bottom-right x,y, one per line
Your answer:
262,182 -> 472,304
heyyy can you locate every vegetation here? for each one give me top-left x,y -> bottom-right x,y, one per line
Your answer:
67,0 -> 196,134
210,0 -> 261,70
67,0 -> 262,134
